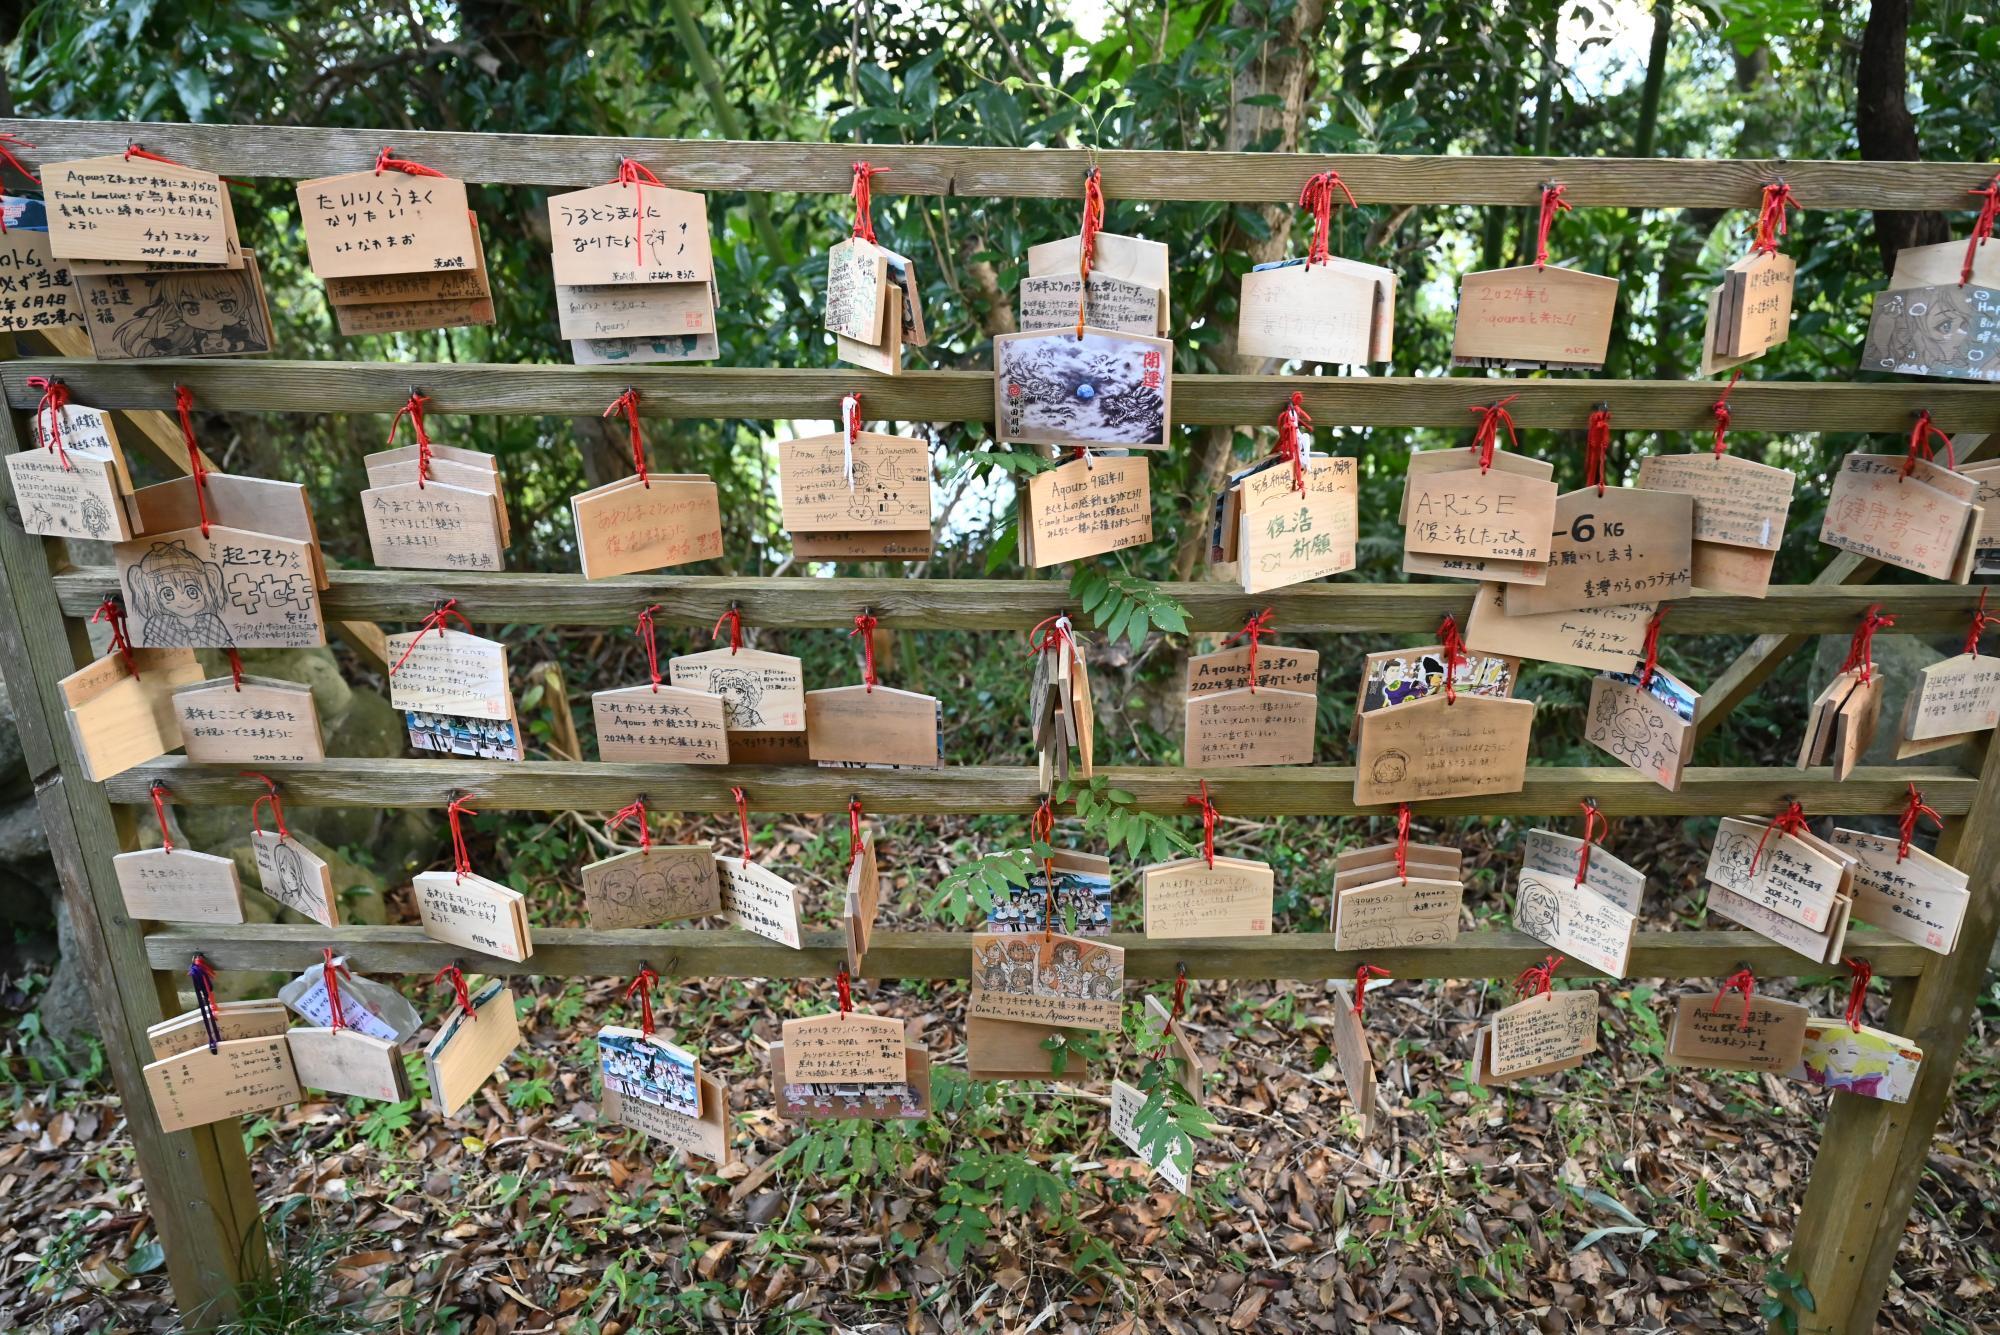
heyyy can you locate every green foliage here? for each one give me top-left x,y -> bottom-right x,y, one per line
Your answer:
1130,1054 -> 1214,1177
197,1196 -> 411,1334
1071,565 -> 1188,653
1763,1263 -> 1816,1332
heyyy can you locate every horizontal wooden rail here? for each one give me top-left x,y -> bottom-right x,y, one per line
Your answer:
12,362 -> 2000,433
140,923 -> 1932,981
108,758 -> 1977,818
6,120 -> 1992,209
49,569 -> 1997,635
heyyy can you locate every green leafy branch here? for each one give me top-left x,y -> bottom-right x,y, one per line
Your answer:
1071,564 -> 1188,652
1131,1054 -> 1215,1178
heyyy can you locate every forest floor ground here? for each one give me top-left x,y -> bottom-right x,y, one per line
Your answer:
1,813 -> 1996,1335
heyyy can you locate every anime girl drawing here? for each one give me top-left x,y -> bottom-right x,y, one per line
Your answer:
124,539 -> 231,648
110,271 -> 271,359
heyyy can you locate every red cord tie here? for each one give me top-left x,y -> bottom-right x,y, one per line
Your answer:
835,964 -> 853,1016
1637,604 -> 1669,690
731,787 -> 752,867
1711,369 -> 1742,457
1961,174 -> 2000,287
174,385 -> 214,537
1438,614 -> 1467,705
25,376 -> 71,471
323,948 -> 351,1031
849,161 -> 884,245
615,157 -> 666,264
433,964 -> 476,1021
1712,968 -> 1757,1032
626,965 -> 660,1036
1575,798 -> 1606,886
0,132 -> 40,189
609,797 -> 651,854
1748,800 -> 1809,877
1031,796 -> 1058,927
1840,605 -> 1894,685
1026,613 -> 1077,659
847,796 -> 866,874
1353,964 -> 1391,1016
91,598 -> 138,678
244,771 -> 288,840
1965,589 -> 1992,657
1393,802 -> 1413,883
713,606 -> 744,654
388,390 -> 433,487
1075,166 -> 1105,336
851,612 -> 879,691
150,782 -> 176,853
635,603 -> 664,691
1896,783 -> 1942,863
227,647 -> 244,692
389,599 -> 472,676
1842,957 -> 1873,1030
1468,396 -> 1519,473
1276,392 -> 1314,492
1227,608 -> 1275,693
1515,953 -> 1565,1000
1751,181 -> 1798,256
189,954 -> 222,1054
1903,409 -> 1955,479
605,388 -> 647,488
445,794 -> 478,882
1298,170 -> 1357,268
1166,961 -> 1189,1033
373,147 -> 448,178
1188,781 -> 1219,869
1533,182 -> 1570,269
1584,406 -> 1612,496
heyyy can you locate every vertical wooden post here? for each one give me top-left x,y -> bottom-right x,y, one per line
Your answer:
0,357 -> 264,1326
1785,734 -> 2000,1333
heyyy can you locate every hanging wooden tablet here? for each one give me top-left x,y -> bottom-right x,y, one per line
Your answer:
1899,649 -> 2000,750
986,849 -> 1112,936
769,1039 -> 932,1120
966,1016 -> 1068,1080
598,1026 -> 701,1118
332,213 -> 496,334
994,329 -> 1173,450
845,827 -> 881,974
1796,667 -> 1883,781
148,1000 -> 288,1061
1332,872 -> 1463,951
411,871 -> 533,963
1862,280 -> 2000,382
131,471 -> 328,591
295,158 -> 475,278
115,845 -> 245,924
1477,986 -> 1599,1085
1324,981 -> 1378,1136
549,173 -> 714,286
1503,462 -> 1695,616
280,958 -> 419,1042
1633,426 -> 1795,599
669,645 -> 807,733
1108,1078 -> 1190,1193
288,1028 -> 408,1103
582,843 -> 721,930
836,282 -> 903,374
1187,642 -> 1318,697
1511,867 -> 1637,976
325,262 -> 492,308
114,525 -> 324,649
58,644 -> 201,781
1184,686 -> 1316,766
571,472 -> 724,579
1710,882 -> 1852,966
1354,693 -> 1535,806
1019,453 -> 1153,567
1699,184 -> 1799,363
251,829 -> 339,928
1019,272 -> 1159,336
0,196 -> 82,332
557,276 -> 713,340
1820,447 -> 1979,581
777,420 -> 933,561
76,251 -> 275,359
1026,230 -> 1171,334
1789,1019 -> 1923,1102
969,932 -> 1124,1031
1585,668 -> 1698,791
144,1033 -> 300,1133
423,979 -> 520,1117
1334,839 -> 1462,885
805,686 -> 940,768
1831,827 -> 1968,955
593,683 -> 730,764
386,622 -> 512,719
1666,989 -> 1809,1075
1705,814 -> 1854,934
1233,421 -> 1359,592
824,236 -> 891,342
602,1071 -> 732,1162
1236,172 -> 1393,365
8,390 -> 134,541
1522,828 -> 1645,914
781,1011 -> 907,1085
1451,186 -> 1616,369
1140,856 -> 1274,939
1349,642 -> 1520,747
715,854 -> 803,948
172,676 -> 325,764
1464,582 -> 1653,672
1400,422 -> 1559,583
46,153 -> 231,264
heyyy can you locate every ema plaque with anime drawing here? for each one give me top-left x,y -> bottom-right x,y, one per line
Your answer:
994,328 -> 1172,449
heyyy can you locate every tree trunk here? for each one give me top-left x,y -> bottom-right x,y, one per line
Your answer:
1171,0 -> 1327,581
1633,0 -> 1672,160
1856,0 -> 1949,273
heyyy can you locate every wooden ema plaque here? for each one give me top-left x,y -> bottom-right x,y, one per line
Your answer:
423,981 -> 520,1117
968,932 -> 1124,1031
602,1071 -> 732,1162
1333,874 -> 1463,951
1237,257 -> 1393,365
994,329 -> 1173,450
362,478 -> 507,572
1235,455 -> 1359,593
1325,981 -> 1377,1136
1711,249 -> 1796,360
113,525 -> 324,650
45,155 -> 231,264
668,647 -> 806,732
769,1039 -> 931,1121
778,431 -> 931,558
148,1000 -> 287,1061
172,676 -> 325,764
288,1028 -> 408,1103
845,828 -> 881,975
114,846 -> 246,924
779,1012 -> 906,1085
1819,454 -> 1980,582
966,1015 -> 1068,1081
0,208 -> 81,333
1019,272 -> 1160,337
1140,856 -> 1273,939
143,1033 -> 299,1133
1020,454 -> 1154,567
1706,817 -> 1854,934
295,170 -> 475,278
548,181 -> 714,287
1585,669 -> 1699,791
8,412 -> 133,543
1633,451 -> 1794,598
1465,581 -> 1653,673
1186,643 -> 1318,697
1790,1020 -> 1924,1103
332,212 -> 496,334
715,855 -> 803,948
1523,829 -> 1645,914
411,870 -> 532,963
1027,231 -> 1171,333
1401,450 -> 1558,577
1353,693 -> 1535,806
1666,991 -> 1809,1075
1831,827 -> 1968,955
250,829 -> 339,928
1478,988 -> 1599,1084
1512,867 -> 1637,977
70,249 -> 275,359
592,683 -> 730,764
386,629 -> 511,718
58,647 -> 202,781
823,237 -> 890,341
1503,486 -> 1694,616
130,472 -> 328,590
804,684 -> 939,767
1183,685 -> 1316,767
835,282 -> 903,374
1899,652 -> 2000,751
1450,264 -> 1618,371
1796,667 -> 1883,781
581,844 -> 721,930
571,474 -> 723,579
556,280 -> 713,341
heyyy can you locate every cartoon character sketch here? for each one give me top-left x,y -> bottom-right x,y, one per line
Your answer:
707,667 -> 766,728
1879,286 -> 1978,369
663,858 -> 711,914
112,272 -> 270,358
1081,950 -> 1121,1001
975,939 -> 1010,991
1593,691 -> 1665,768
1370,749 -> 1410,786
271,840 -> 312,911
1712,830 -> 1759,888
125,539 -> 231,647
1043,940 -> 1087,997
1003,940 -> 1038,992
79,495 -> 112,539
1516,878 -> 1562,942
